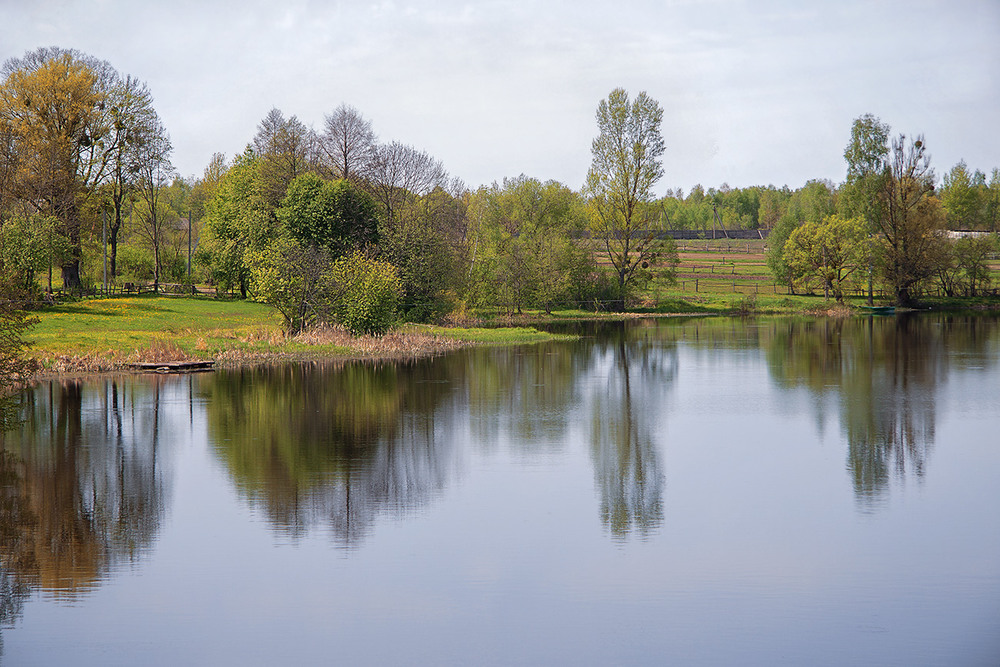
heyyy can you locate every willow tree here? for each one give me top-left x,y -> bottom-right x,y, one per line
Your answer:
585,88 -> 676,310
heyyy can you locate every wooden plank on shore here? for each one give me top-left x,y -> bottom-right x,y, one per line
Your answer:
128,360 -> 216,373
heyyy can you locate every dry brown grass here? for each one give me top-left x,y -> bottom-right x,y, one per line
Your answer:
295,324 -> 471,358
238,327 -> 286,345
805,303 -> 855,317
130,338 -> 192,363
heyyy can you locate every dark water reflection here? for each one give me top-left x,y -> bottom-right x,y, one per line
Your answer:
0,378 -> 173,636
205,322 -> 676,545
762,314 -> 992,506
204,360 -> 462,545
0,313 -> 998,664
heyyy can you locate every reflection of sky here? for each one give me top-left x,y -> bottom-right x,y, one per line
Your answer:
5,321 -> 1000,665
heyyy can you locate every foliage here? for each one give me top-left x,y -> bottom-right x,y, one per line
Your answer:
329,251 -> 402,336
115,243 -> 155,281
467,176 -> 600,315
841,113 -> 890,303
200,149 -> 277,297
766,180 -> 838,290
585,88 -> 676,309
246,237 -> 332,335
874,134 -> 948,305
0,281 -> 37,384
276,172 -> 378,257
783,215 -> 869,301
940,160 -> 987,230
936,234 -> 998,297
381,187 -> 466,322
0,48 -> 113,289
0,212 -> 62,298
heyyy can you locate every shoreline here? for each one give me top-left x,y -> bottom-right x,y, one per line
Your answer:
22,301 -> 1000,384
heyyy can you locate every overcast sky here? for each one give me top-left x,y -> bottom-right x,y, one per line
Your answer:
4,0 -> 998,193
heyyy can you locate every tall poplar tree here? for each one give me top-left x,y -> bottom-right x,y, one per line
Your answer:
585,88 -> 676,310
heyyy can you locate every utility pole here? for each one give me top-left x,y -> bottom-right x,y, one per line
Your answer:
102,208 -> 107,292
187,211 -> 192,281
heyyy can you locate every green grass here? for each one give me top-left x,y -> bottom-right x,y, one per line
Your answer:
409,324 -> 575,343
27,294 -> 575,370
30,295 -> 291,363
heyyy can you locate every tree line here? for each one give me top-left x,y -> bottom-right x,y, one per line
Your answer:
2,47 -> 998,333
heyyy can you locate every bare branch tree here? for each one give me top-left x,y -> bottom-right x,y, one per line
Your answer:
366,141 -> 447,226
253,107 -> 313,207
321,104 -> 375,184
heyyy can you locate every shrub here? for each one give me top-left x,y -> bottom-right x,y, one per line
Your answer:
329,252 -> 402,336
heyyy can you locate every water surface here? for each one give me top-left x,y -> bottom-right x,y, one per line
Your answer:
1,314 -> 998,665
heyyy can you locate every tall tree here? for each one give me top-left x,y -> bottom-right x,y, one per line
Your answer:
874,134 -> 946,306
103,74 -> 159,280
0,48 -> 117,289
276,172 -> 379,258
843,113 -> 890,305
200,149 -> 275,298
252,108 -> 312,208
366,141 -> 447,227
321,104 -> 375,184
940,160 -> 985,230
585,88 -> 675,309
133,116 -> 174,292
783,215 -> 869,301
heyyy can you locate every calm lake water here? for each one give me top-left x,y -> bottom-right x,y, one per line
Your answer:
1,314 -> 999,665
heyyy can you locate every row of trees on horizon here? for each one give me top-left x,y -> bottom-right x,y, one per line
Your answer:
2,46 -> 999,329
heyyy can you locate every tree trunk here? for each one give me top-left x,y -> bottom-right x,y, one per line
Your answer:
61,261 -> 82,291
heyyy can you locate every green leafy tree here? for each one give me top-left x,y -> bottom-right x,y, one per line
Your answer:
784,215 -> 869,301
986,169 -> 1000,231
842,113 -> 891,304
0,212 -> 63,298
200,149 -> 276,298
276,172 -> 378,258
766,180 -> 837,291
246,237 -> 331,335
874,135 -> 947,306
952,235 -> 998,296
381,186 -> 467,322
585,88 -> 676,309
940,160 -> 986,230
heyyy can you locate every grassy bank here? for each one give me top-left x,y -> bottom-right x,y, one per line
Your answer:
27,295 -> 573,375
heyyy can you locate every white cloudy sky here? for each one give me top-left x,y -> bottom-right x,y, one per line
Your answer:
3,0 -> 998,193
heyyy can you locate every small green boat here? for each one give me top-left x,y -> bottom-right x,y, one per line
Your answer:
859,305 -> 896,315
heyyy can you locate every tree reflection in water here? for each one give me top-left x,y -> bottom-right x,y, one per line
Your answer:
765,313 -> 997,507
204,361 -> 463,547
0,377 -> 172,636
205,324 -> 678,547
586,321 -> 675,541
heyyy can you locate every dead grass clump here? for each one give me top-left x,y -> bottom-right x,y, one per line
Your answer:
806,303 -> 854,317
46,354 -> 118,374
238,327 -> 285,345
295,324 -> 470,358
131,338 -> 191,363
440,309 -> 483,328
